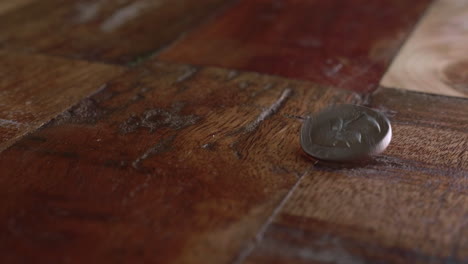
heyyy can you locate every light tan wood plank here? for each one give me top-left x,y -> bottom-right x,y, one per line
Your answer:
381,0 -> 468,98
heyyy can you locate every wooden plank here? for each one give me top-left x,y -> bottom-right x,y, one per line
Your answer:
381,0 -> 468,98
0,0 -> 231,64
243,88 -> 468,264
0,0 -> 36,15
0,50 -> 123,152
158,0 -> 432,93
0,62 -> 359,263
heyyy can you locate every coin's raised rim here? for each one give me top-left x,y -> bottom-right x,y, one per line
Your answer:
300,105 -> 392,161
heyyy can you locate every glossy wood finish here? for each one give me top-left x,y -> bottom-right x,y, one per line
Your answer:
0,50 -> 123,152
382,0 -> 468,98
0,62 -> 359,264
243,87 -> 468,264
159,0 -> 432,93
0,0 -> 231,64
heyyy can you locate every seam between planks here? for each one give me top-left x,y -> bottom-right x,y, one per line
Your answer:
138,0 -> 242,67
378,0 -> 437,88
0,47 -> 129,68
0,53 -> 126,154
232,165 -> 315,264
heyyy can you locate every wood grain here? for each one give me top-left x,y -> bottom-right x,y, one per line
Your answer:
0,50 -> 123,152
159,0 -> 432,93
0,61 -> 359,264
0,0 -> 231,64
381,0 -> 468,98
0,0 -> 36,15
243,87 -> 468,264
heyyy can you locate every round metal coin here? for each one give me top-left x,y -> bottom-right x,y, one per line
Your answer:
300,105 -> 392,161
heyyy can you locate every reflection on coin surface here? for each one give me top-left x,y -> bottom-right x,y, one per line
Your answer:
301,105 -> 392,161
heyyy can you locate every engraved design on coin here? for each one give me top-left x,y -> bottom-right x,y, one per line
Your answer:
301,105 -> 392,161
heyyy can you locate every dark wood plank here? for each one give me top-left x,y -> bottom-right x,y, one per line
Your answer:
159,0 -> 432,93
0,0 -> 231,64
0,61 -> 360,264
0,0 -> 36,15
0,50 -> 123,152
382,0 -> 468,98
243,88 -> 468,264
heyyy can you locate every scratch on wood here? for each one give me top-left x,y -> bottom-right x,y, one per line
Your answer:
238,81 -> 252,89
119,103 -> 200,134
175,66 -> 198,84
263,234 -> 365,264
362,92 -> 372,106
127,50 -> 160,67
201,142 -> 218,151
100,1 -> 150,32
54,98 -> 106,125
251,82 -> 276,98
375,105 -> 397,118
232,168 -> 311,264
227,70 -> 240,81
132,135 -> 175,169
291,236 -> 364,264
245,88 -> 292,132
230,142 -> 243,159
337,64 -> 374,90
324,63 -> 343,77
74,1 -> 102,23
0,119 -> 22,127
283,114 -> 305,120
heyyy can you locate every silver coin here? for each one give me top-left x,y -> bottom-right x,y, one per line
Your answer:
300,105 -> 392,161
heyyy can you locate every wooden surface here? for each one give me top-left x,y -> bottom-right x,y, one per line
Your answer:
1,0 -> 468,263
382,0 -> 468,98
0,0 -> 35,15
0,62 -> 359,264
0,0 -> 231,64
0,51 -> 123,152
159,0 -> 432,93
243,87 -> 468,264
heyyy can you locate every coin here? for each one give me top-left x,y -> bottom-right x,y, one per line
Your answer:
300,105 -> 392,161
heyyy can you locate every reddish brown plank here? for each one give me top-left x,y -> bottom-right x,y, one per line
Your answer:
382,0 -> 468,98
0,61 -> 359,264
243,88 -> 468,264
159,0 -> 432,93
0,50 -> 123,152
0,0 -> 231,64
